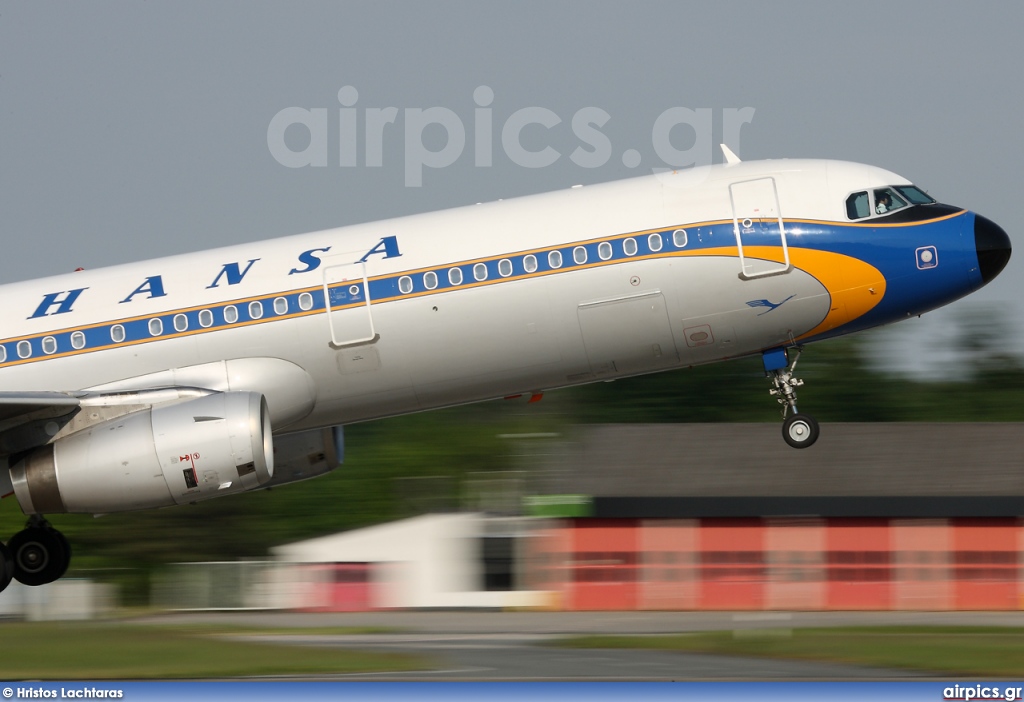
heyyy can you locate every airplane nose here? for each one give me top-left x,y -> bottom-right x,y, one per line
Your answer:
975,213 -> 1011,285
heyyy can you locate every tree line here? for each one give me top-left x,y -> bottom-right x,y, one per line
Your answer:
2,311 -> 1022,602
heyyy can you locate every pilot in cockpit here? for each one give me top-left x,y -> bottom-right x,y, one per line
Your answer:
875,191 -> 893,214
847,185 -> 932,221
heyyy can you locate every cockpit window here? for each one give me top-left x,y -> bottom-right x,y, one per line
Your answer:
846,191 -> 870,220
847,184 -> 934,220
893,185 -> 935,205
873,187 -> 908,215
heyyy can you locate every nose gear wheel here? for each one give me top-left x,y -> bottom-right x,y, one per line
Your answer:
765,346 -> 819,449
783,413 -> 819,449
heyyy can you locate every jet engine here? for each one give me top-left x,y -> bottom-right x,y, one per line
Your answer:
9,391 -> 273,514
265,425 -> 344,488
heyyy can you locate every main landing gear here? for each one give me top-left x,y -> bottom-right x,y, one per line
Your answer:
0,516 -> 71,593
763,346 -> 820,449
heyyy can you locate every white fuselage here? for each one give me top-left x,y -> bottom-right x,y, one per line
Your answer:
0,159 -> 964,432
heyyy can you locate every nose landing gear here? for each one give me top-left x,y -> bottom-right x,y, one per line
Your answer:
764,346 -> 819,449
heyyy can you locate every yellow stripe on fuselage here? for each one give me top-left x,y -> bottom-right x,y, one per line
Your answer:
672,246 -> 886,340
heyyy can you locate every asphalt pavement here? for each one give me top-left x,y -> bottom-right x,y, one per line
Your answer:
131,610 -> 1024,681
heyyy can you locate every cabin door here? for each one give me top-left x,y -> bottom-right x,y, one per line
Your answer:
729,177 -> 791,279
323,261 -> 378,348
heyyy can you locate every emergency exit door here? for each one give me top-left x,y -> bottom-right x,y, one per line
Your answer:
730,177 -> 791,279
323,261 -> 378,348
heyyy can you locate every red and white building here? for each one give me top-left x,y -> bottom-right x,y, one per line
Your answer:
272,423 -> 1024,611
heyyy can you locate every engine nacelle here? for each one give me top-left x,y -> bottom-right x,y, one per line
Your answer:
264,426 -> 343,489
10,392 -> 273,514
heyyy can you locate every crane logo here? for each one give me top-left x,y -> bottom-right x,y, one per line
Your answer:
746,294 -> 796,316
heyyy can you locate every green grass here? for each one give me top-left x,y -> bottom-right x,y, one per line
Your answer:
0,622 -> 431,679
151,623 -> 403,636
550,626 -> 1024,677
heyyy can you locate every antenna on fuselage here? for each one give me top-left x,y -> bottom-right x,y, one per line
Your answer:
720,144 -> 741,165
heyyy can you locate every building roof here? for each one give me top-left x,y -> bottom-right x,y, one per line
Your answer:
535,423 -> 1024,498
271,513 -> 477,562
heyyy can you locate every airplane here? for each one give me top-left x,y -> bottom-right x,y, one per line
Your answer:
0,148 -> 1011,593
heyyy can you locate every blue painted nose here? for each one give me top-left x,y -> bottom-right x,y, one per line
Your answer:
975,214 -> 1011,285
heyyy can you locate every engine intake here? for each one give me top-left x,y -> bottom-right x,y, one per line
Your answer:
10,392 -> 273,514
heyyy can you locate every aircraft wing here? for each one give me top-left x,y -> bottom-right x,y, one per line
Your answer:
0,392 -> 80,424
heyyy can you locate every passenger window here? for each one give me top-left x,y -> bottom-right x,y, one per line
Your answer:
423,271 -> 438,290
0,345 -> 6,362
573,246 -> 587,264
17,340 -> 31,358
523,254 -> 538,273
248,301 -> 263,320
598,242 -> 612,260
673,229 -> 688,248
297,293 -> 313,311
274,297 -> 289,314
498,259 -> 513,277
548,251 -> 562,269
173,314 -> 188,332
623,238 -> 638,256
42,336 -> 57,354
473,263 -> 488,281
398,276 -> 413,294
199,309 -> 215,327
148,318 -> 163,336
449,267 -> 463,285
846,192 -> 870,220
224,306 -> 239,324
110,325 -> 125,343
648,233 -> 663,252
71,331 -> 86,350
